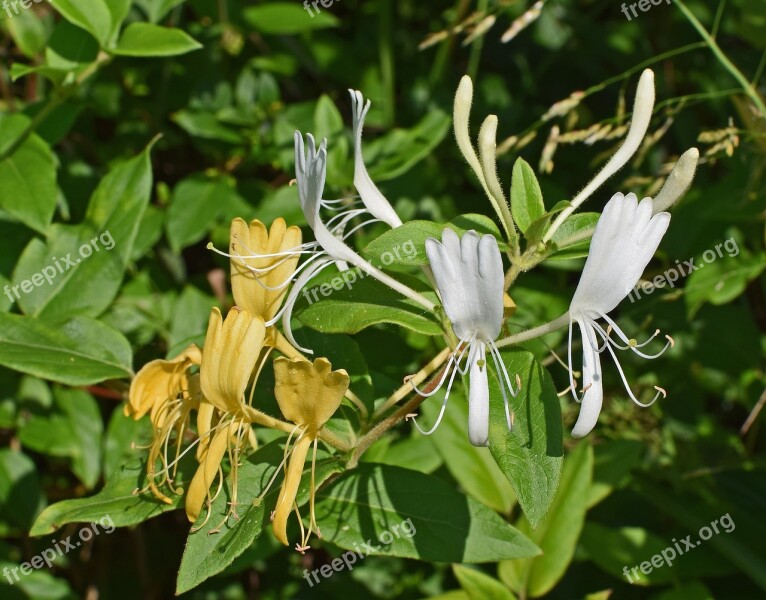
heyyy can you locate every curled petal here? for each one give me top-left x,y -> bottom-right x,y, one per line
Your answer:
571,321 -> 604,438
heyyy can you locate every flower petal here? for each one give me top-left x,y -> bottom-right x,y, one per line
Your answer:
570,192 -> 671,316
349,90 -> 402,229
427,229 -> 504,341
272,435 -> 312,546
468,342 -> 490,446
571,320 -> 604,438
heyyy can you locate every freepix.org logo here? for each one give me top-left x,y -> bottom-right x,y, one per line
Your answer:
2,0 -> 54,19
3,230 -> 116,306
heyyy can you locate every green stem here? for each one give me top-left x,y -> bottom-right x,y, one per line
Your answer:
0,95 -> 63,161
0,51 -> 112,162
495,312 -> 570,348
674,0 -> 766,118
348,391 -> 428,468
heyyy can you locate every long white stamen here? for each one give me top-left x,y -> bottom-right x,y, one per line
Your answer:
277,258 -> 335,352
340,218 -> 383,240
591,322 -> 660,351
597,312 -> 673,359
487,341 -> 514,430
567,318 -> 584,403
602,342 -> 665,407
411,353 -> 464,436
249,252 -> 326,294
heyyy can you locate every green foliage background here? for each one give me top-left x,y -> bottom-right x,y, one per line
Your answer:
0,0 -> 764,598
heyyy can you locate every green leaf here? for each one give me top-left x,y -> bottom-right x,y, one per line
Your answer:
655,582 -> 714,600
13,141 -> 154,320
168,286 -> 217,349
0,114 -> 58,233
454,565 -> 516,600
0,563 -> 74,599
0,449 -> 45,534
510,159 -> 545,234
362,434 -> 443,474
488,350 -> 564,528
112,23 -> 203,57
104,0 -> 131,42
18,387 -> 103,489
58,388 -> 103,489
0,313 -> 133,386
587,439 -> 644,507
500,442 -> 593,597
45,19 -> 99,73
684,250 -> 766,317
134,0 -> 187,23
166,176 -> 241,252
314,463 -> 541,562
103,409 -> 150,482
30,457 -> 191,536
294,268 -> 442,336
6,10 -> 49,58
176,441 -> 344,594
51,0 -> 112,46
522,200 -> 570,248
422,388 -> 516,514
313,94 -> 344,139
366,110 -> 451,181
635,474 -> 766,591
547,212 -> 599,260
580,523 -> 733,586
362,214 -> 506,268
243,3 -> 340,35
172,110 -> 242,143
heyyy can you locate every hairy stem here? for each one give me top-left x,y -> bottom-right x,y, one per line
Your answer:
495,312 -> 570,348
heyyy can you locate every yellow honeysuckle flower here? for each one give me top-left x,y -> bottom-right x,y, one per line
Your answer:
185,306 -> 268,525
141,371 -> 203,505
127,345 -> 201,504
269,356 -> 349,553
229,217 -> 303,322
200,306 -> 266,414
126,344 -> 201,420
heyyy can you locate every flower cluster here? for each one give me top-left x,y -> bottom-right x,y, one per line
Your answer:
127,73 -> 697,551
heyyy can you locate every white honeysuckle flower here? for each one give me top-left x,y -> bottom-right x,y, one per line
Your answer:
544,69 -> 657,244
207,131 -> 434,354
567,192 -> 674,438
411,228 -> 519,446
349,89 -> 403,229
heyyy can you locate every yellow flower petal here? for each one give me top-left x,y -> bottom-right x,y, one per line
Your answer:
196,400 -> 217,462
200,307 -> 266,413
126,344 -> 201,420
230,218 -> 302,322
273,357 -> 349,434
185,421 -> 236,522
272,434 -> 312,546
